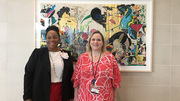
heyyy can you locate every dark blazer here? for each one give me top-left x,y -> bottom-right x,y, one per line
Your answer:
23,48 -> 74,101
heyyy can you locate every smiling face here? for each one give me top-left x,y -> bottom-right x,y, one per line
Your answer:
90,33 -> 104,52
46,30 -> 60,52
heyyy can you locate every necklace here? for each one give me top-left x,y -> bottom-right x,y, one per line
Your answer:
49,52 -> 62,79
91,52 -> 102,84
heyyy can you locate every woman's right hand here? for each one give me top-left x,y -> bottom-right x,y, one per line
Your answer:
25,99 -> 32,101
74,96 -> 78,101
74,86 -> 79,101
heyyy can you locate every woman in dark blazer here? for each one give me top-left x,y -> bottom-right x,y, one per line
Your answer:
23,26 -> 74,101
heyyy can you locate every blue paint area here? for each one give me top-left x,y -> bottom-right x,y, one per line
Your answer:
121,7 -> 133,29
67,27 -> 74,45
50,5 -> 56,11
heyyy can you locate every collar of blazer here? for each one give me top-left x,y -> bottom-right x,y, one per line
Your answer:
37,47 -> 69,59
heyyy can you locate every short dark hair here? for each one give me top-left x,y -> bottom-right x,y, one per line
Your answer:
45,25 -> 60,37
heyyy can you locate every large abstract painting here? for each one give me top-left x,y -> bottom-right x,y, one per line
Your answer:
36,0 -> 153,72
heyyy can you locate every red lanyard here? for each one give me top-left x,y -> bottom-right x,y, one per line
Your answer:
91,52 -> 102,80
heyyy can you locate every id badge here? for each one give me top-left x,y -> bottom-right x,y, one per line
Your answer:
90,79 -> 100,95
90,85 -> 100,94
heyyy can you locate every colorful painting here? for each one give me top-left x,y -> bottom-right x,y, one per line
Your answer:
36,1 -> 153,72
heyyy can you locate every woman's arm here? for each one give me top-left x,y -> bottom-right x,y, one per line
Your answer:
74,86 -> 79,101
25,99 -> 32,101
113,88 -> 117,101
23,49 -> 38,100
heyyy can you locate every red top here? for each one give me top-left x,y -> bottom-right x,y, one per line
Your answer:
72,52 -> 121,101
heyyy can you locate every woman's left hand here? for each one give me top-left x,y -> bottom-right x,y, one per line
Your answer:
113,88 -> 117,101
69,99 -> 74,101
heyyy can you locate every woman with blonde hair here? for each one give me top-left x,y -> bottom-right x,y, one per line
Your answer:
72,30 -> 121,101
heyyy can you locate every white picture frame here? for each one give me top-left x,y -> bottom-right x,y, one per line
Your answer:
35,0 -> 153,72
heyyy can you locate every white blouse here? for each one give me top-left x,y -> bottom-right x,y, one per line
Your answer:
49,52 -> 64,83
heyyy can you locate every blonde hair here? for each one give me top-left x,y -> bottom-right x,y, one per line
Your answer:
86,30 -> 107,53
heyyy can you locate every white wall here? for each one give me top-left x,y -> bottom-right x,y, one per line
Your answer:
1,0 -> 180,101
0,0 -> 34,100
